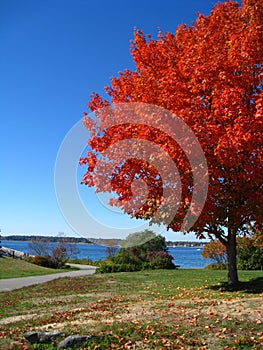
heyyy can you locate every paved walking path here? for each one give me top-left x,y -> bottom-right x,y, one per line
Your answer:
0,264 -> 97,292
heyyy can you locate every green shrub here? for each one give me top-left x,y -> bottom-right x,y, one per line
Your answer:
97,231 -> 176,273
237,238 -> 263,270
24,256 -> 34,264
28,254 -> 68,269
238,246 -> 263,270
205,263 -> 227,270
98,262 -> 141,273
30,255 -> 57,268
145,251 -> 175,270
68,258 -> 95,265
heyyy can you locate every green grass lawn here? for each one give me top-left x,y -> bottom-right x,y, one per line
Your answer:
0,257 -> 74,279
0,269 -> 262,349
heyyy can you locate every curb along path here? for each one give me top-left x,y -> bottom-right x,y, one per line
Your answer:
0,264 -> 97,292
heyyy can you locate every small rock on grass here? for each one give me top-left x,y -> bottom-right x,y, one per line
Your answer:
58,335 -> 92,349
24,331 -> 63,344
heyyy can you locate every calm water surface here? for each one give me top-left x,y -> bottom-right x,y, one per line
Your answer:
1,240 -> 210,268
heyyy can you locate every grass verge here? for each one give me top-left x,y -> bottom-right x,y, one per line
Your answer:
0,269 -> 262,349
0,257 -> 74,279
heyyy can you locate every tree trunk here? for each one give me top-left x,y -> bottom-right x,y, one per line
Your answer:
226,233 -> 239,286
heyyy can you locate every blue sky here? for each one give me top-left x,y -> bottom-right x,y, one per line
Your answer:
0,0 -> 215,241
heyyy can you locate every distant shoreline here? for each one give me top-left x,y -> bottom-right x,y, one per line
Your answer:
1,235 -> 93,244
1,235 -> 207,248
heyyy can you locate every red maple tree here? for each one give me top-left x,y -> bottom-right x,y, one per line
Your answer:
80,0 -> 263,285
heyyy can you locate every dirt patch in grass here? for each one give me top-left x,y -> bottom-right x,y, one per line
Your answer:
0,314 -> 39,325
8,297 -> 261,337
208,297 -> 263,322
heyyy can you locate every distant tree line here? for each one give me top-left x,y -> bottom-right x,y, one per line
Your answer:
166,241 -> 208,247
1,235 -> 93,244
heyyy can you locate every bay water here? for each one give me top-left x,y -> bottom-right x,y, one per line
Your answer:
1,240 -> 210,269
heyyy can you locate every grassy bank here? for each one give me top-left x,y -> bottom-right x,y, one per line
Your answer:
0,257 -> 74,279
0,269 -> 262,349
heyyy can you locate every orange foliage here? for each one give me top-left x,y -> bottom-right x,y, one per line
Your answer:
81,1 -> 263,250
202,241 -> 227,264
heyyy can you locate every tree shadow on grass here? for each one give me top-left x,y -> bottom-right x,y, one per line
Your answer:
209,277 -> 263,294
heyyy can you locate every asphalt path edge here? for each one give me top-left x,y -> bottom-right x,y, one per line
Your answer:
0,264 -> 97,292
